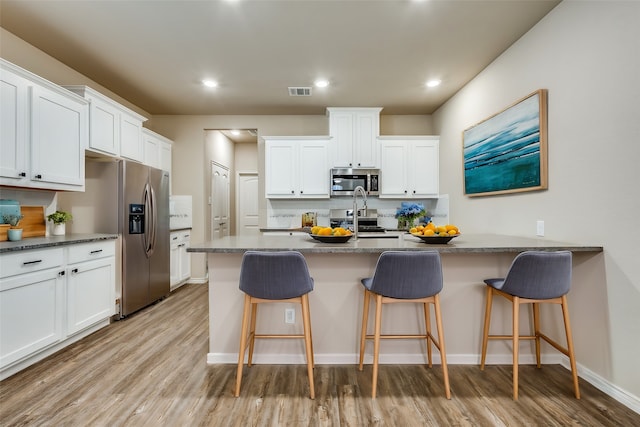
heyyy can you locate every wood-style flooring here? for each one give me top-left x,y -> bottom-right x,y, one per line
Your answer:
1,283 -> 638,426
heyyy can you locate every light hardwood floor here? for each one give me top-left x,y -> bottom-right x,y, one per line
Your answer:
1,284 -> 638,426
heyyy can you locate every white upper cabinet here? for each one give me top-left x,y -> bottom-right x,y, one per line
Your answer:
264,137 -> 330,199
142,128 -> 172,172
63,85 -> 147,163
379,136 -> 439,198
327,107 -> 382,168
0,59 -> 88,191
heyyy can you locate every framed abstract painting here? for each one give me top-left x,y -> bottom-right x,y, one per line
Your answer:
463,89 -> 548,197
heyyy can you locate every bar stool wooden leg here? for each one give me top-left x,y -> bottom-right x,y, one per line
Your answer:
513,296 -> 520,400
235,294 -> 252,397
247,302 -> 258,366
561,295 -> 580,399
371,294 -> 383,398
480,286 -> 493,370
424,301 -> 433,367
433,294 -> 451,399
301,294 -> 315,399
533,302 -> 541,368
358,289 -> 371,371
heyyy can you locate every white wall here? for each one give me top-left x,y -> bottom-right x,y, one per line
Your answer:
433,0 -> 640,398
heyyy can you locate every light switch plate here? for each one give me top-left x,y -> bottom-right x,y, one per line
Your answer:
536,220 -> 545,237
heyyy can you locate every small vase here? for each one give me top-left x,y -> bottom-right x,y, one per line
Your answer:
397,217 -> 415,231
52,223 -> 66,236
7,228 -> 23,241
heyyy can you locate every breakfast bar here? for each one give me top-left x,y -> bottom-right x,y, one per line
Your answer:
189,234 -> 603,367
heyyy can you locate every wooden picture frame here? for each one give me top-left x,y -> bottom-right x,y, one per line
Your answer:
463,89 -> 548,197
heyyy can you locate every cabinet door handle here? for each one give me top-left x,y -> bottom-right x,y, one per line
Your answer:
178,243 -> 186,247
58,271 -> 65,277
300,190 -> 304,194
412,190 -> 416,194
404,190 -> 408,194
172,237 -> 178,241
34,174 -> 42,179
18,172 -> 26,177
291,190 -> 295,194
71,268 -> 79,274
90,249 -> 103,254
23,260 -> 43,265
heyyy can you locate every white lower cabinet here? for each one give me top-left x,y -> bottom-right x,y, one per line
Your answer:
170,230 -> 191,290
0,240 -> 116,379
0,266 -> 65,370
66,242 -> 116,335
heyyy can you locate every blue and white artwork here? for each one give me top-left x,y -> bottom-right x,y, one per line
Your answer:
463,90 -> 547,196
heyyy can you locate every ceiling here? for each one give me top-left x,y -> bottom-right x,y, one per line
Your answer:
1,0 -> 559,119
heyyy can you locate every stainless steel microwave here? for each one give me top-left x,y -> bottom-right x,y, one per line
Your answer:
330,168 -> 380,196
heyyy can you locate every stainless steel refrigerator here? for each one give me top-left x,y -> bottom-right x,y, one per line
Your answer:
118,160 -> 170,317
58,158 -> 170,318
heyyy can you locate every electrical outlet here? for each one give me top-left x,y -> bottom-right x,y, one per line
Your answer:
285,308 -> 295,324
536,220 -> 545,237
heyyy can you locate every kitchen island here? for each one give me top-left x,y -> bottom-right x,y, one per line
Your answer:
189,234 -> 603,368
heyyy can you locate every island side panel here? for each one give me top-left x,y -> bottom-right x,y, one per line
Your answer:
206,250 -> 604,366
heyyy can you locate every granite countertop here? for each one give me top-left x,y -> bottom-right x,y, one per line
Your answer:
0,234 -> 119,253
188,233 -> 603,254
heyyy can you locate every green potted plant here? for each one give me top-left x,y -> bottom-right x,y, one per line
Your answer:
3,214 -> 24,241
47,210 -> 73,236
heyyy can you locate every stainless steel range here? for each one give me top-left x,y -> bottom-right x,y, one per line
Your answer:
329,208 -> 386,232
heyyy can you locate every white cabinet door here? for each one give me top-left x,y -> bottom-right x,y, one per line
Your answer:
380,141 -> 409,197
265,140 -> 297,197
88,94 -> 119,155
328,107 -> 381,168
170,232 -> 181,287
160,141 -> 172,173
144,133 -> 161,169
66,257 -> 115,335
0,268 -> 65,369
120,112 -> 144,162
265,138 -> 329,199
179,232 -> 191,283
299,141 -> 329,197
30,85 -> 87,189
379,137 -> 439,199
0,69 -> 28,184
142,128 -> 172,172
410,141 -> 439,197
354,111 -> 378,167
170,231 -> 191,290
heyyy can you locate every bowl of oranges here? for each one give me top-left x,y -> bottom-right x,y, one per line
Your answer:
309,226 -> 353,243
409,223 -> 460,244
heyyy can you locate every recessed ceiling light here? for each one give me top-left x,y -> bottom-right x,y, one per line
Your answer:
202,79 -> 218,88
230,130 -> 240,136
314,79 -> 329,88
426,79 -> 441,88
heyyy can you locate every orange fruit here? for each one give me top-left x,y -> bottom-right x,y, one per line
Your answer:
448,229 -> 457,236
436,226 -> 447,233
426,222 -> 436,231
423,229 -> 435,236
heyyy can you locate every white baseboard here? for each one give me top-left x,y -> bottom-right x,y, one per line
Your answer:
208,352 -> 640,414
185,277 -> 208,285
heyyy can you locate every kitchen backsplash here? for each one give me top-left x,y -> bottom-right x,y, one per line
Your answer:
266,195 -> 449,229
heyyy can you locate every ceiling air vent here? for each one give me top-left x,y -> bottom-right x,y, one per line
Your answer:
288,87 -> 312,96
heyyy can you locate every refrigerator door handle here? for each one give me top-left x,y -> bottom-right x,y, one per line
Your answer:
143,182 -> 153,257
148,184 -> 157,256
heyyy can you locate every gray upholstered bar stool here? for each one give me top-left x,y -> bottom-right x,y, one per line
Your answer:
358,250 -> 451,399
480,250 -> 580,400
234,251 -> 315,399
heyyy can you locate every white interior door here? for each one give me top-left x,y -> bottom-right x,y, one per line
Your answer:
211,162 -> 230,240
236,172 -> 259,236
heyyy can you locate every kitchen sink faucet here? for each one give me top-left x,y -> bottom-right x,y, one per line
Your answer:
353,185 -> 367,240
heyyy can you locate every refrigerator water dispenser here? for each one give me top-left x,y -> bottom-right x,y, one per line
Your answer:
129,204 -> 145,234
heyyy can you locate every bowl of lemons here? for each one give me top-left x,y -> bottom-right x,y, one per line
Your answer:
410,223 -> 460,244
309,226 -> 353,243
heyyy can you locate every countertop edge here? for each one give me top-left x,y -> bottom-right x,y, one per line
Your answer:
188,234 -> 603,254
0,234 -> 119,253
